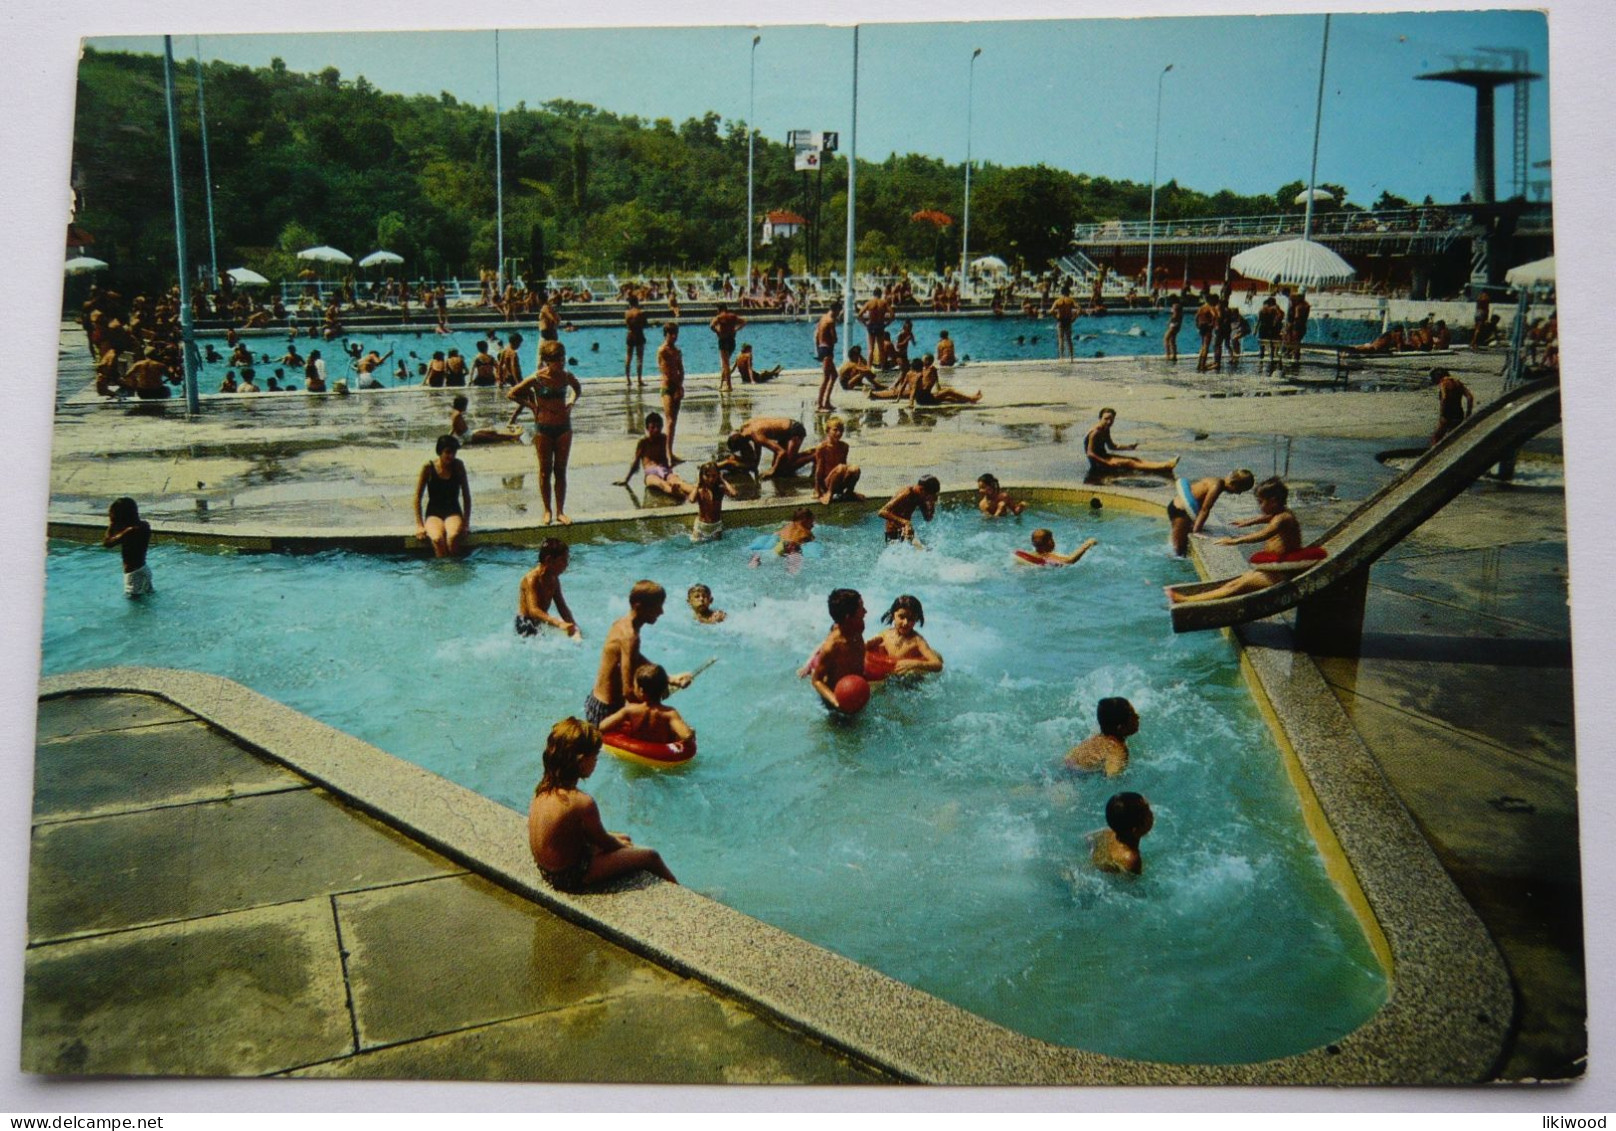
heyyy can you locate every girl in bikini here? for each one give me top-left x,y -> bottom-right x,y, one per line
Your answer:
505,340 -> 582,525
528,717 -> 678,893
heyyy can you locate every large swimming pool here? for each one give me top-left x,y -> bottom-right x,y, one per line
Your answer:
40,503 -> 1386,1063
206,310 -> 1387,389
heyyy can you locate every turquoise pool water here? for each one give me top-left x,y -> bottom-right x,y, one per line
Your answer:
40,504 -> 1386,1063
205,311 -> 1387,388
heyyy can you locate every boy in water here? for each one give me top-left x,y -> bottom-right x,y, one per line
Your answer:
515,537 -> 579,638
585,581 -> 692,725
1090,792 -> 1154,876
800,588 -> 868,711
1168,476 -> 1304,604
1063,697 -> 1139,776
977,473 -> 1027,517
615,412 -> 693,498
690,461 -> 736,543
598,664 -> 695,746
528,717 -> 678,892
687,583 -> 726,624
1024,528 -> 1099,566
1168,468 -> 1256,556
104,497 -> 153,598
813,417 -> 863,504
878,475 -> 941,543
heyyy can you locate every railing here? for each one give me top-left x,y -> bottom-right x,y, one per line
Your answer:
1071,203 -> 1552,244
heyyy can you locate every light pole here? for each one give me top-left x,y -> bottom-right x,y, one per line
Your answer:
193,38 -> 218,292
494,29 -> 504,295
960,47 -> 981,301
1145,63 -> 1172,303
746,33 -> 760,295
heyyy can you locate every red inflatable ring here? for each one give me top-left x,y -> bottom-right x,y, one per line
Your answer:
601,730 -> 697,768
1249,546 -> 1328,573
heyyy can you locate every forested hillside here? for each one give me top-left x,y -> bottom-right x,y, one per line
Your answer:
71,47 -> 1284,292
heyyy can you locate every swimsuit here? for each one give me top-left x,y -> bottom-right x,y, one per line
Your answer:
514,614 -> 540,637
583,692 -> 612,727
122,563 -> 154,599
535,422 -> 571,441
718,335 -> 736,352
422,463 -> 464,520
913,387 -> 939,406
540,329 -> 559,342
690,517 -> 724,543
645,464 -> 672,482
538,843 -> 595,893
626,329 -> 646,347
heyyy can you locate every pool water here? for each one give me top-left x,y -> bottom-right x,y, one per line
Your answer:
40,503 -> 1386,1063
207,311 -> 1387,389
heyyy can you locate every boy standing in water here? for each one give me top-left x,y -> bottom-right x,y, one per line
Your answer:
1090,792 -> 1154,876
585,581 -> 693,726
104,497 -> 153,598
800,588 -> 868,711
1064,698 -> 1139,776
515,537 -> 580,638
878,475 -> 940,543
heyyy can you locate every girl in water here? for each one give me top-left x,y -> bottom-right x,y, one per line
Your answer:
506,340 -> 583,525
865,594 -> 944,678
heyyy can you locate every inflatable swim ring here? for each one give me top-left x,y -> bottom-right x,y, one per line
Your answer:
601,729 -> 697,768
1013,549 -> 1060,567
1250,546 -> 1328,573
746,533 -> 823,559
863,647 -> 897,681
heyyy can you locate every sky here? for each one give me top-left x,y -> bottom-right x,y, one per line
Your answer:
89,9 -> 1551,208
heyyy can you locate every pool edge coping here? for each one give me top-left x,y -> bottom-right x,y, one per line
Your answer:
33,484 -> 1514,1085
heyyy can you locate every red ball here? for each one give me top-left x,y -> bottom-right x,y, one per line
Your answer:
834,674 -> 872,714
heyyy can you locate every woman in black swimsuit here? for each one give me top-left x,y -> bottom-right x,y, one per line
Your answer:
413,434 -> 472,557
506,340 -> 582,525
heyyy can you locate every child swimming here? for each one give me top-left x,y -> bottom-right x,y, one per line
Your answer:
598,664 -> 695,748
1090,791 -> 1154,876
1020,528 -> 1098,566
866,595 -> 944,677
1063,697 -> 1139,776
687,583 -> 726,624
527,717 -> 678,892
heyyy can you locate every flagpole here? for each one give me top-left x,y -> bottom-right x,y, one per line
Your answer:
841,25 -> 858,360
1304,15 -> 1331,242
163,36 -> 200,415
193,37 -> 218,292
495,29 -> 505,295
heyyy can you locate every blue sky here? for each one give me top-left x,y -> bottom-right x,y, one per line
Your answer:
90,9 -> 1550,208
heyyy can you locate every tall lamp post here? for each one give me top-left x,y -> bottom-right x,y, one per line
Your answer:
494,29 -> 504,295
193,38 -> 218,292
960,47 -> 981,301
1145,63 -> 1173,302
746,33 -> 761,295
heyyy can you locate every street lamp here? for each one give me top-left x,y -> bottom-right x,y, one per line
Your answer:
960,47 -> 982,302
746,33 -> 761,296
1145,63 -> 1173,304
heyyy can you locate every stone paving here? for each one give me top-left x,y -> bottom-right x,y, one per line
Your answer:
27,324 -> 1584,1083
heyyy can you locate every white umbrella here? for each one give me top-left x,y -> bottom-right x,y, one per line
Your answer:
1293,188 -> 1335,205
226,266 -> 269,286
64,256 -> 109,275
1504,255 -> 1555,287
359,250 -> 404,268
970,255 -> 1009,273
296,245 -> 353,265
1230,238 -> 1355,288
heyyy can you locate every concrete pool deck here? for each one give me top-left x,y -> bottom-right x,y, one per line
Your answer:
26,328 -> 1583,1085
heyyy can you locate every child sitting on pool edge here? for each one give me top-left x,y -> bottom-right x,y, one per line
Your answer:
688,583 -> 726,624
1063,697 -> 1139,776
1022,528 -> 1098,566
1167,477 -> 1303,604
1090,791 -> 1154,876
528,717 -> 678,892
799,587 -> 867,712
599,664 -> 695,749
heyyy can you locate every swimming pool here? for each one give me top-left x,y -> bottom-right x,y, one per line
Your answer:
201,311 -> 1389,389
39,502 -> 1386,1064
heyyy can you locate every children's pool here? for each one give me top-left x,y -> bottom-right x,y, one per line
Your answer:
40,503 -> 1386,1064
204,311 -> 1387,389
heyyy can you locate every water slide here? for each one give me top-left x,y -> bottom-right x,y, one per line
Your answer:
1169,378 -> 1561,633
